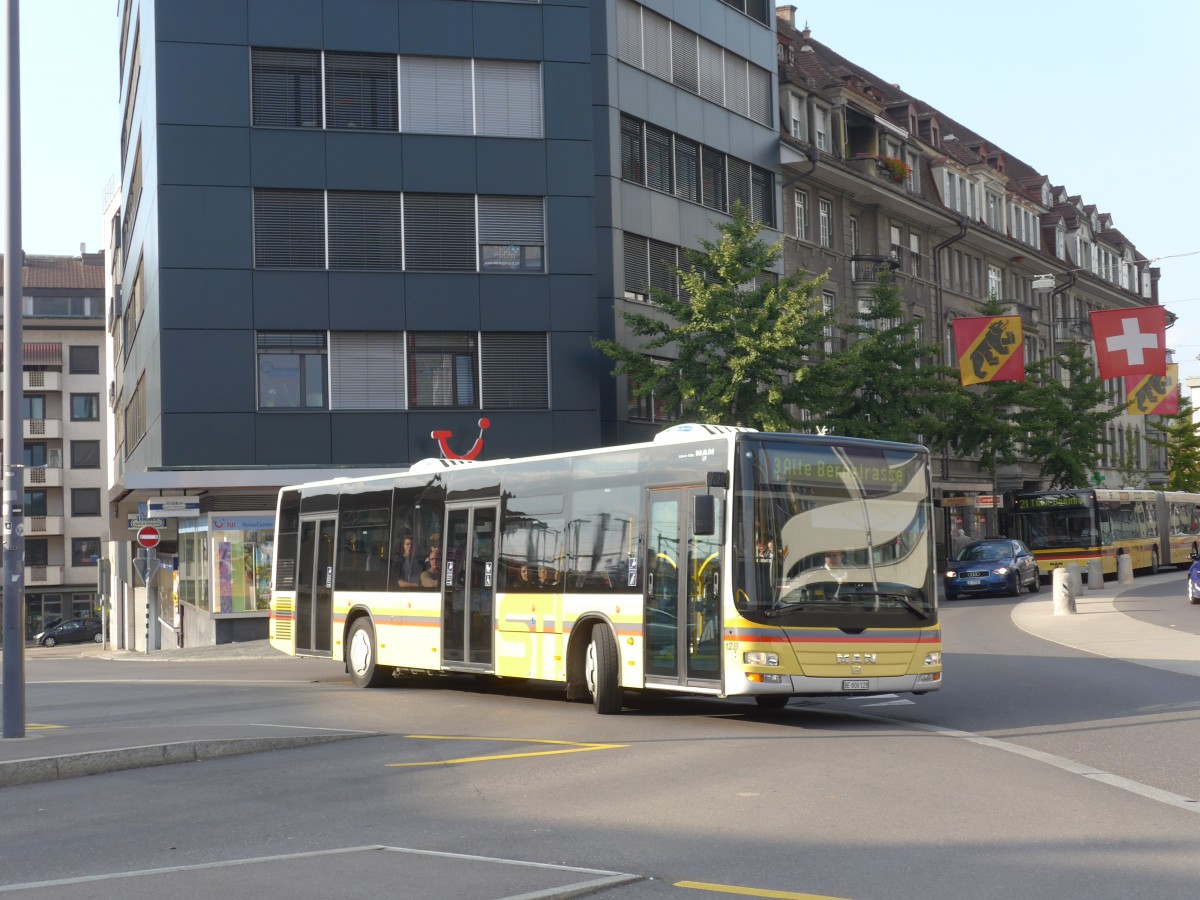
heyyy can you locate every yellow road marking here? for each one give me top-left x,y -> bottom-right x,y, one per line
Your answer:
675,882 -> 854,900
28,723 -> 67,731
388,735 -> 626,768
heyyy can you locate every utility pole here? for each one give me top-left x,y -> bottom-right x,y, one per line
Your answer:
3,0 -> 26,739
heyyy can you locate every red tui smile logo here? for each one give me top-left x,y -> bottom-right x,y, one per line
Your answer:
431,418 -> 490,460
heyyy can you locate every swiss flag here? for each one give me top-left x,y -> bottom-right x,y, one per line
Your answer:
1089,306 -> 1167,380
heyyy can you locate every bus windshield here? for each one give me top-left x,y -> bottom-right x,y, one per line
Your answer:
735,439 -> 933,619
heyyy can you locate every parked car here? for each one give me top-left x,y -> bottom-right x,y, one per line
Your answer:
1189,551 -> 1200,604
944,539 -> 1040,600
34,617 -> 102,647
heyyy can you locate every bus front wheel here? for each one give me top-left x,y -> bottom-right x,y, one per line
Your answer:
585,623 -> 623,714
346,618 -> 390,688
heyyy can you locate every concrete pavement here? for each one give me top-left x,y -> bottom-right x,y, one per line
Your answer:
2,570 -> 1197,791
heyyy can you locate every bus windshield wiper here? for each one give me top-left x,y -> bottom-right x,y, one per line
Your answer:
837,589 -> 930,619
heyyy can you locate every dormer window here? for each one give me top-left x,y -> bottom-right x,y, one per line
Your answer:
789,93 -> 807,141
813,105 -> 830,152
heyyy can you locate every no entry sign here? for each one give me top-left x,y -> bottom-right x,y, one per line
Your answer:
136,525 -> 161,549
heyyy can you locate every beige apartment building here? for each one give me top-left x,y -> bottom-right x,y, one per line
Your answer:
0,252 -> 108,642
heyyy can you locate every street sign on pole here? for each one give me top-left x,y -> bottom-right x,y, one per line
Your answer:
136,525 -> 161,549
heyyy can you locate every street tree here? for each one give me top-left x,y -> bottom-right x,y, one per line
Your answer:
1021,340 -> 1122,489
593,204 -> 831,432
1147,396 -> 1200,490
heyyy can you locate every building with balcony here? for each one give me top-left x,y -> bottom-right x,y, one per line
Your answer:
774,8 -> 1171,553
107,0 -> 780,646
0,253 -> 108,641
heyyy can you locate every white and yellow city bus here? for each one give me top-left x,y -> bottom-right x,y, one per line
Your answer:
269,425 -> 942,713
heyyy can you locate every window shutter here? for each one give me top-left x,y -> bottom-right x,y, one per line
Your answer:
674,137 -> 699,202
324,52 -> 398,131
253,189 -> 325,269
645,125 -> 672,193
620,115 -> 644,183
700,148 -> 726,212
478,196 -> 544,244
401,56 -> 472,135
751,66 -> 772,126
403,194 -> 476,271
474,60 -> 543,138
642,10 -> 671,81
751,167 -> 772,226
648,240 -> 678,300
327,191 -> 403,269
724,55 -> 748,117
623,232 -> 649,300
251,49 -> 321,128
330,332 -> 406,410
616,0 -> 642,68
727,158 -> 751,214
697,39 -> 724,106
670,25 -> 698,93
481,333 -> 548,409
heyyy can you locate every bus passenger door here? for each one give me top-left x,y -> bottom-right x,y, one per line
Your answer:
441,504 -> 498,671
645,487 -> 722,687
295,516 -> 335,656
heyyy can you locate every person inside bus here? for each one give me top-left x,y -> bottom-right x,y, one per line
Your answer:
419,537 -> 442,589
395,532 -> 422,589
823,550 -> 848,594
536,564 -> 559,591
515,563 -> 537,591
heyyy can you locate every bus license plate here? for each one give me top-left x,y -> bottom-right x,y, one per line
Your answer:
842,679 -> 870,691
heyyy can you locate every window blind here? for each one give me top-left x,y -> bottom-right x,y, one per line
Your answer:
401,56 -> 472,135
324,52 -> 398,131
670,25 -> 698,93
251,48 -> 322,128
327,191 -> 403,269
697,39 -> 724,106
403,194 -> 476,271
474,60 -> 542,137
724,55 -> 748,117
253,189 -> 326,269
616,0 -> 642,68
481,332 -> 549,409
478,196 -> 544,244
330,332 -> 406,410
748,65 -> 772,126
623,233 -> 649,299
642,10 -> 671,81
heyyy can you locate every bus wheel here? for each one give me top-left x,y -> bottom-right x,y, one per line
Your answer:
754,695 -> 789,710
585,623 -> 622,714
346,619 -> 390,688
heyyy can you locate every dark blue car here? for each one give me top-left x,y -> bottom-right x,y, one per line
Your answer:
944,539 -> 1041,600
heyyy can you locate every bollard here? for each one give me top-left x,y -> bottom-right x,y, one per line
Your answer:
1066,561 -> 1083,597
1086,558 -> 1104,590
1117,553 -> 1134,585
1052,567 -> 1076,615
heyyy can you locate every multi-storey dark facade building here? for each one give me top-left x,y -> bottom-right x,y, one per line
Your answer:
0,253 -> 108,642
773,8 -> 1169,546
108,0 -> 781,646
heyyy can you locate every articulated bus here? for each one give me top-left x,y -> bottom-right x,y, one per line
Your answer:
269,424 -> 942,713
1011,488 -> 1200,579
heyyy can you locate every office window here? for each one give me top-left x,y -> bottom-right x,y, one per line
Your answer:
253,189 -> 325,269
645,125 -> 673,193
403,194 -> 476,271
641,8 -> 671,81
125,376 -> 147,455
819,199 -> 833,248
71,394 -> 100,421
327,191 -> 403,270
400,56 -> 472,135
724,54 -> 749,117
72,488 -> 101,517
727,159 -> 751,214
670,24 -> 698,93
616,0 -> 642,67
697,39 -> 724,106
70,440 -> 101,469
474,60 -> 543,138
623,233 -> 649,301
251,48 -> 322,128
72,538 -> 101,567
674,137 -> 699,203
750,167 -> 772,227
69,345 -> 100,374
257,332 -> 327,409
329,332 -> 405,410
324,52 -> 398,131
794,190 -> 809,241
620,115 -> 644,183
480,333 -> 549,409
408,332 -> 477,408
479,196 -> 545,272
648,239 -> 679,300
700,147 -> 726,211
628,359 -> 679,423
748,65 -> 771,126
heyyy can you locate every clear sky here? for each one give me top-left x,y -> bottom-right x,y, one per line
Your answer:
2,1 -> 1197,391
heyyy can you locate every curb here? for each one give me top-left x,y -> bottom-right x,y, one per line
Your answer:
0,732 -> 375,788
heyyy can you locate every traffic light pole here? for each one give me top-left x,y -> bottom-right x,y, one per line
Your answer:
3,0 -> 25,739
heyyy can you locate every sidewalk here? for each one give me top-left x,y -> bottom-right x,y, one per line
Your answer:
1010,568 -> 1200,678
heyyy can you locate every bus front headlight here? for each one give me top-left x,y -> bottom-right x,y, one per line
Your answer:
744,651 -> 778,666
924,652 -> 941,667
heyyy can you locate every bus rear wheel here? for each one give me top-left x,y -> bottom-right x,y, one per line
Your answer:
346,618 -> 391,688
585,623 -> 623,714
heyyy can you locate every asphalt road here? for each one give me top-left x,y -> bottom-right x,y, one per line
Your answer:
2,579 -> 1199,900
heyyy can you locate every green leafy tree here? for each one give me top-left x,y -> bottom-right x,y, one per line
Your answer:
1021,341 -> 1122,489
593,204 -> 831,431
1148,396 -> 1200,490
803,269 -> 961,448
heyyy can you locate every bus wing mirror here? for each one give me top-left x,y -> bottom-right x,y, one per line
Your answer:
694,494 -> 716,535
